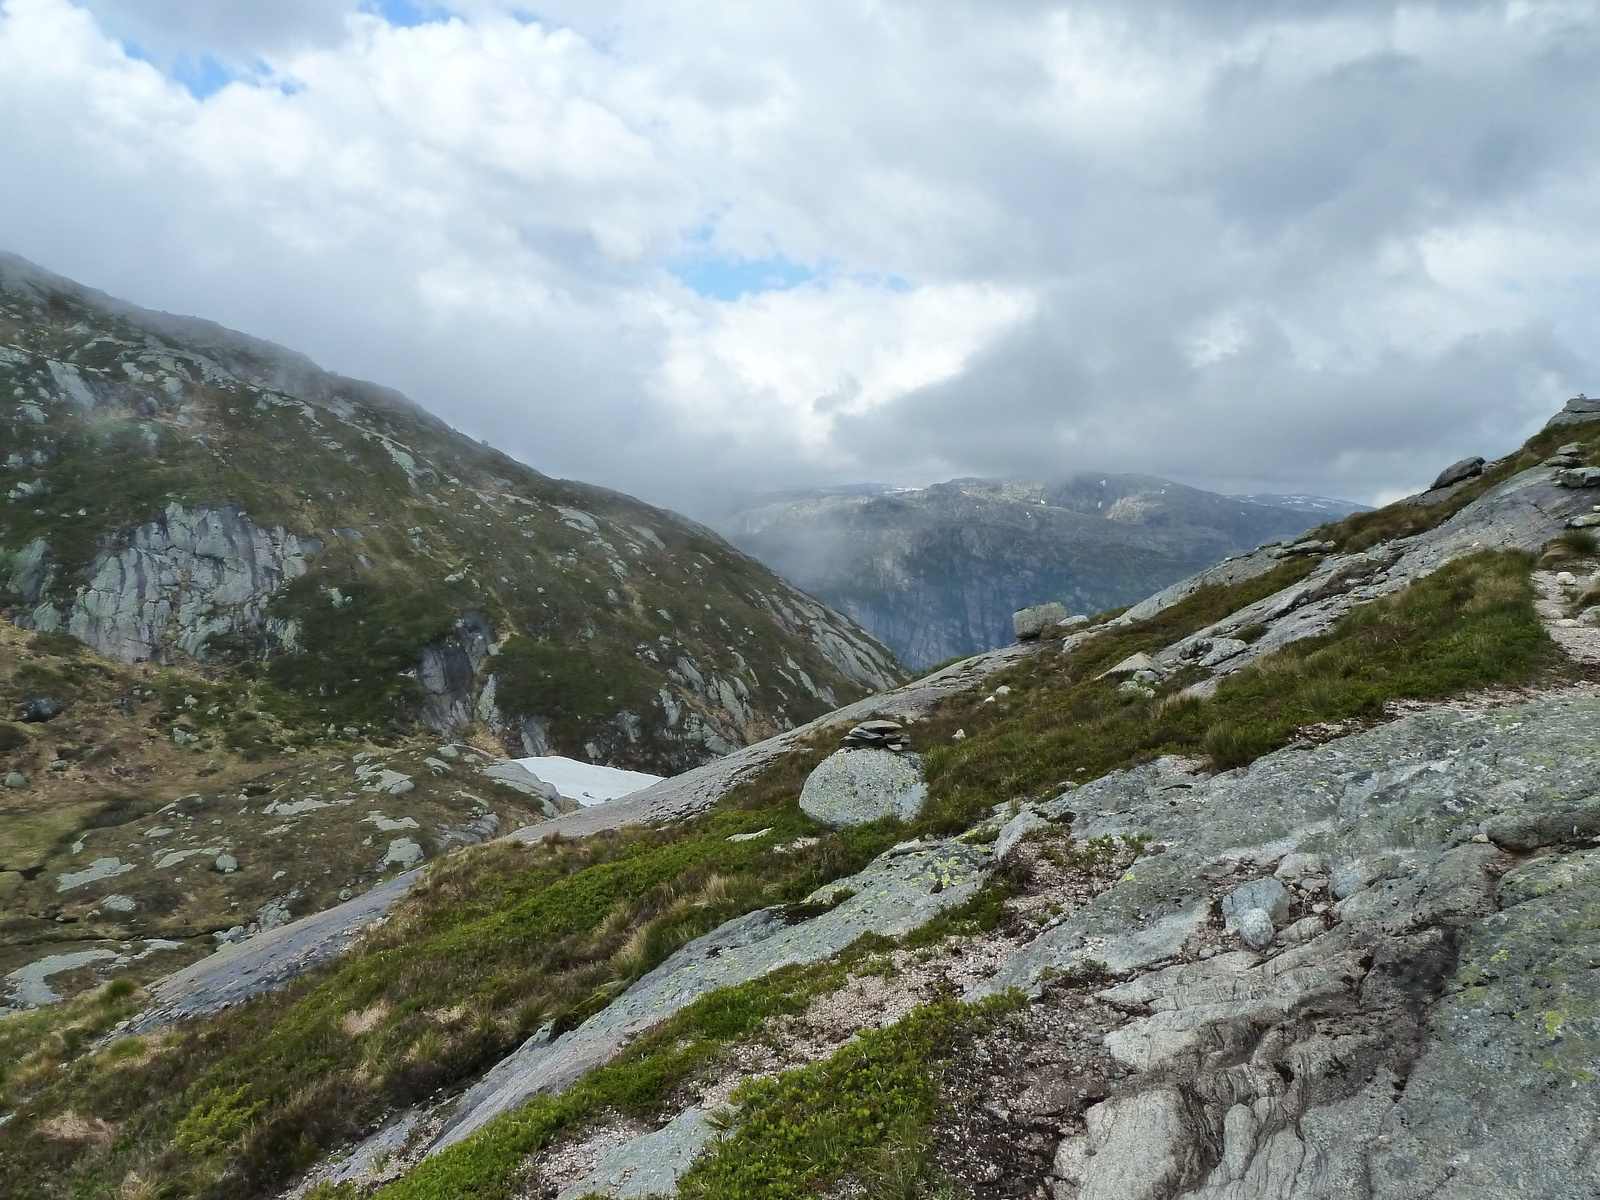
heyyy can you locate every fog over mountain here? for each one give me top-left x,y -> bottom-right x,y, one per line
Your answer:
716,475 -> 1369,669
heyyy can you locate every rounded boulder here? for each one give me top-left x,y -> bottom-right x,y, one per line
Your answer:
799,748 -> 927,829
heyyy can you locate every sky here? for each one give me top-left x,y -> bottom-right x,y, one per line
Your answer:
3,0 -> 1600,514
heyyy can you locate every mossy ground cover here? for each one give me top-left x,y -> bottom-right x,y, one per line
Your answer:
914,549 -> 1557,816
0,728 -> 923,1200
368,935 -> 914,1200
1314,417 -> 1600,553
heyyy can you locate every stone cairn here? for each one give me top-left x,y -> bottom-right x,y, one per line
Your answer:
839,719 -> 908,752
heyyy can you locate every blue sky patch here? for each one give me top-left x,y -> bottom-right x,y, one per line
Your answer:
366,0 -> 446,28
121,42 -> 238,100
671,256 -> 815,301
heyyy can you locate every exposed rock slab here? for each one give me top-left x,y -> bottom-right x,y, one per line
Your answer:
22,503 -> 320,662
126,868 -> 419,1034
962,695 -> 1600,1200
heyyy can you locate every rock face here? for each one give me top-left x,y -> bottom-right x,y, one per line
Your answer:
19,503 -> 319,663
1544,393 -> 1600,428
970,695 -> 1600,1200
798,747 -> 927,828
716,477 -> 1368,670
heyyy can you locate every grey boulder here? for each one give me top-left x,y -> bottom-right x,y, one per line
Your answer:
1014,602 -> 1069,641
1559,466 -> 1600,489
1430,456 -> 1485,490
1222,876 -> 1292,928
18,696 -> 67,722
799,748 -> 927,828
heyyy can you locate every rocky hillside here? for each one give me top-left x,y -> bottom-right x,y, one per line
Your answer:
717,477 -> 1367,669
0,253 -> 903,776
4,393 -> 1600,1198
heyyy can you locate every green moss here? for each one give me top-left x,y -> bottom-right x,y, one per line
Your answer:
492,636 -> 661,751
260,576 -> 458,731
0,731 -> 904,1200
677,995 -> 1020,1200
917,550 -> 1555,811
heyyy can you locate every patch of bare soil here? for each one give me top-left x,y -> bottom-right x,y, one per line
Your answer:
930,979 -> 1126,1200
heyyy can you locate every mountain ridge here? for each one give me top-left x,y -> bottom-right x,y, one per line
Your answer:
716,473 -> 1369,669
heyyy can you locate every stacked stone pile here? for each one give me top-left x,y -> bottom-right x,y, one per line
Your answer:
838,719 -> 908,752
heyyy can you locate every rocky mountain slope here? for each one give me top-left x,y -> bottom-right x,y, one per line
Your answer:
4,393 -> 1600,1198
0,253 -> 902,1019
717,478 -> 1367,669
0,252 -> 903,775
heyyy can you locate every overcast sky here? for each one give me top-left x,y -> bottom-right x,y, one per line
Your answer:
3,0 -> 1598,512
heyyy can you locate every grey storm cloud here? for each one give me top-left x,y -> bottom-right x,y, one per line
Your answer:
2,0 -> 1598,514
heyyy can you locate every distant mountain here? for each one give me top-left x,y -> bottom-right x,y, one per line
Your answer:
1229,493 -> 1374,515
717,475 -> 1364,669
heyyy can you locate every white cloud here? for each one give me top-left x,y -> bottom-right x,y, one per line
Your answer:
655,279 -> 1035,459
1,0 -> 1599,511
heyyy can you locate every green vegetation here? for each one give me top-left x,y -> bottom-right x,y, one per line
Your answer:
919,549 -> 1555,805
259,576 -> 457,731
375,936 -> 906,1200
0,730 -> 915,1200
493,635 -> 660,750
677,996 -> 1018,1200
0,979 -> 148,1116
1316,418 -> 1600,553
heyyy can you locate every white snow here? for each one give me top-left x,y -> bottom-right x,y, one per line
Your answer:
514,755 -> 663,806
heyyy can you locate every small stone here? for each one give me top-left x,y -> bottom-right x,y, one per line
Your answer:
213,854 -> 238,874
198,759 -> 221,776
1235,906 -> 1276,950
4,772 -> 25,788
49,759 -> 67,771
338,887 -> 354,901
18,695 -> 66,722
952,729 -> 967,740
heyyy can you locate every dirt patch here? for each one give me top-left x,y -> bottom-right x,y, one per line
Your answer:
929,981 -> 1125,1199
